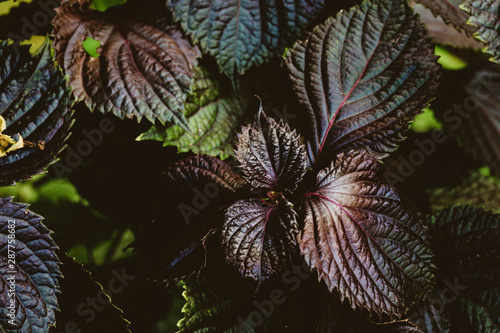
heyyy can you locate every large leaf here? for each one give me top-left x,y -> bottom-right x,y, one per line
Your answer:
137,67 -> 248,159
285,0 -> 439,165
0,40 -> 73,187
415,0 -> 476,35
235,109 -> 308,193
462,0 -> 500,64
52,3 -> 199,126
167,0 -> 324,80
317,294 -> 422,333
0,197 -> 61,333
438,67 -> 500,176
413,205 -> 500,333
222,198 -> 298,281
299,150 -> 435,317
178,266 -> 263,333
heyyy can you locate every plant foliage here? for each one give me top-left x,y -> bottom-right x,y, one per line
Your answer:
0,0 -> 499,331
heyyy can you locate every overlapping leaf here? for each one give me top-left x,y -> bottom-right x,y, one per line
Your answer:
235,109 -> 308,193
167,0 -> 324,80
0,40 -> 73,187
52,3 -> 199,126
138,68 -> 248,159
285,0 -> 439,164
222,198 -> 298,281
413,3 -> 482,49
299,150 -> 435,317
462,0 -> 500,64
0,197 -> 61,333
317,294 -> 422,333
164,154 -> 247,193
414,205 -> 500,332
416,0 -> 476,35
178,266 -> 263,332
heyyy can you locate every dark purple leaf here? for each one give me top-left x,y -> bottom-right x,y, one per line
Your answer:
300,150 -> 435,317
285,0 -> 440,164
0,197 -> 61,333
164,154 -> 247,193
0,40 -> 74,186
412,3 -> 482,49
52,3 -> 199,127
222,198 -> 298,281
235,108 -> 308,193
415,0 -> 476,36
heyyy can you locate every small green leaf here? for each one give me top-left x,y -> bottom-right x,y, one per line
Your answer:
91,0 -> 126,11
435,46 -> 468,70
82,37 -> 101,57
411,109 -> 442,133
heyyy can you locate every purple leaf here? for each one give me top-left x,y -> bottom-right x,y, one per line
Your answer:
52,3 -> 199,127
164,154 -> 247,193
285,0 -> 439,164
222,198 -> 298,281
235,108 -> 308,193
299,150 -> 435,317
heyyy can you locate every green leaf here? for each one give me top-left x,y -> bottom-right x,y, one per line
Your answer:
52,3 -> 199,127
462,0 -> 500,64
82,36 -> 101,57
285,0 -> 440,165
178,266 -> 262,333
0,197 -> 61,333
0,40 -> 74,187
138,68 -> 247,159
299,150 -> 435,317
167,0 -> 325,80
